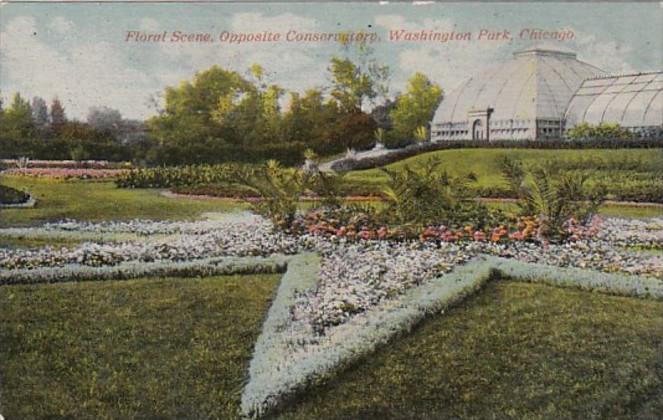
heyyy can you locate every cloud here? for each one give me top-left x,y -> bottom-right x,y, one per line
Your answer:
138,17 -> 161,32
48,16 -> 74,34
573,31 -> 637,74
231,12 -> 317,33
374,14 -> 509,95
1,16 -> 154,119
157,12 -> 328,95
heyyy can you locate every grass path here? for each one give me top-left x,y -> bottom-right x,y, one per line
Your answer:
275,280 -> 663,419
0,274 -> 280,419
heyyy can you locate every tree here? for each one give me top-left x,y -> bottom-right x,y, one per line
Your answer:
153,65 -> 251,139
1,93 -> 35,157
390,73 -> 443,143
370,98 -> 397,130
328,57 -> 376,113
5,93 -> 33,134
31,96 -> 49,128
50,97 -> 67,130
87,106 -> 123,132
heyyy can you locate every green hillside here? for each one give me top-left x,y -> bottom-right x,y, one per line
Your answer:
344,148 -> 663,203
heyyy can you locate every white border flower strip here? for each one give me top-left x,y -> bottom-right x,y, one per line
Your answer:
242,253 -> 322,418
486,256 -> 663,298
241,255 -> 663,419
0,254 -> 289,286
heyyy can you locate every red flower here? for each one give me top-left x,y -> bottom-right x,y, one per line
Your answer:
473,231 -> 486,241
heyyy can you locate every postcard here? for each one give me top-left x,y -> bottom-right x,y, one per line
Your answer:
1,1 -> 662,418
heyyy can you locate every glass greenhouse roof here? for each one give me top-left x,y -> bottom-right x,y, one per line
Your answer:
433,48 -> 605,124
565,72 -> 663,128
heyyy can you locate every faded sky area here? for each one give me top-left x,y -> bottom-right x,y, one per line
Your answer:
1,2 -> 662,120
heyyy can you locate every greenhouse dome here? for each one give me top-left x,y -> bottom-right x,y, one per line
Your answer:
564,72 -> 663,135
431,47 -> 606,141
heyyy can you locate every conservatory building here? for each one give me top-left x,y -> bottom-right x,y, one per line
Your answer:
431,47 -> 663,141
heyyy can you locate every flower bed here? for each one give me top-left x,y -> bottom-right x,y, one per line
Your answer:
0,159 -> 129,169
4,168 -> 129,180
0,214 -> 300,270
1,211 -> 662,418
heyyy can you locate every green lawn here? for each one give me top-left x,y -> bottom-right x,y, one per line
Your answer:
344,148 -> 663,206
0,236 -> 82,249
345,148 -> 662,187
275,281 -> 663,420
484,200 -> 663,219
0,176 -> 246,227
3,277 -> 660,419
0,274 -> 281,419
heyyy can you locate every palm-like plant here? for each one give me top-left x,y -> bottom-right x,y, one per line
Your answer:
380,158 -> 483,228
501,158 -> 606,240
232,160 -> 308,231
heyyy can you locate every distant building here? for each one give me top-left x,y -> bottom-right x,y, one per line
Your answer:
431,48 -> 663,141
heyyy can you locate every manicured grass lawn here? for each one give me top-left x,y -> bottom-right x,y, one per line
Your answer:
597,203 -> 663,219
0,176 -> 246,227
345,148 -> 662,187
0,274 -> 280,419
275,281 -> 663,420
484,200 -> 663,219
344,148 -> 663,205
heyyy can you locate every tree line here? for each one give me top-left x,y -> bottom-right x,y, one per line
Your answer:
1,49 -> 445,165
0,93 -> 150,162
145,56 -> 443,165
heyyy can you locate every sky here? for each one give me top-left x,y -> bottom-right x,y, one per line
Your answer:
1,1 -> 662,120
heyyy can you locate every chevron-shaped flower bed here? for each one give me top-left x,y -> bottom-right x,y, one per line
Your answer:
240,254 -> 663,418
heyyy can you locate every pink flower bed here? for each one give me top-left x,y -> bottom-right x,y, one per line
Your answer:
5,168 -> 129,179
1,159 -> 130,169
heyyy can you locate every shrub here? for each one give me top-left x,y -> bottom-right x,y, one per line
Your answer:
500,158 -> 606,240
380,157 -> 500,229
0,185 -> 30,205
116,164 -> 239,189
231,160 -> 309,231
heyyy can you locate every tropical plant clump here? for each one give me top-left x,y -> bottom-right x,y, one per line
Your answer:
500,156 -> 606,241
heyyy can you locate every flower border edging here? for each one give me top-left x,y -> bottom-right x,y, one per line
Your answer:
241,252 -> 322,418
487,256 -> 663,299
0,254 -> 290,286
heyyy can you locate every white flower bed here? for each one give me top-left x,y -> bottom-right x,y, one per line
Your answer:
242,254 -> 494,418
1,212 -> 662,418
1,214 -> 661,320
0,214 -> 300,270
0,255 -> 289,286
596,217 -> 663,249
